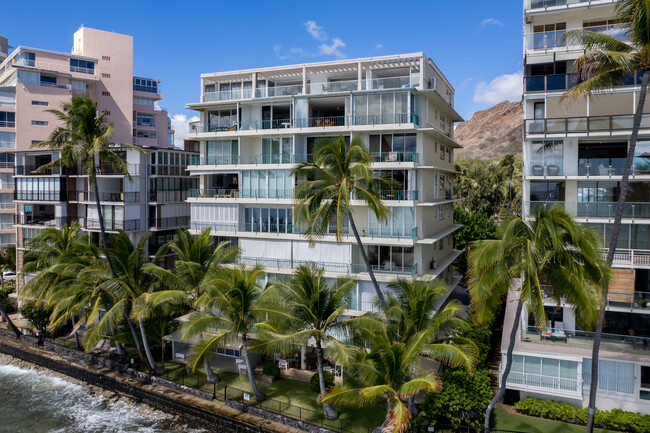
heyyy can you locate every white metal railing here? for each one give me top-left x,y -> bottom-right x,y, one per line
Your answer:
0,141 -> 14,149
582,374 -> 635,395
501,367 -> 582,397
0,223 -> 14,230
0,203 -> 13,209
69,65 -> 95,74
605,248 -> 650,267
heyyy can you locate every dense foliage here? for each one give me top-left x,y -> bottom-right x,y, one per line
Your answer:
263,363 -> 281,379
18,303 -> 51,333
0,280 -> 16,313
421,368 -> 492,428
515,398 -> 650,433
454,155 -> 522,217
453,208 -> 498,275
310,371 -> 334,393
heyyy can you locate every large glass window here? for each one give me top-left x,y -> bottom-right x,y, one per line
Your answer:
0,112 -> 15,127
368,207 -> 414,237
367,245 -> 414,271
529,140 -> 563,176
244,207 -> 293,233
509,355 -> 579,393
354,91 -> 411,124
368,133 -> 417,161
133,78 -> 158,93
69,58 -> 95,74
241,170 -> 292,198
262,137 -> 292,163
206,140 -> 237,165
583,358 -> 635,394
136,114 -> 155,127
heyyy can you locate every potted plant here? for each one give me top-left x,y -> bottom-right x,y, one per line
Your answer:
306,352 -> 317,370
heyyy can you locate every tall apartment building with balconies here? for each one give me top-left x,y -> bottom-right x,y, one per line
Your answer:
185,53 -> 463,313
507,0 -> 650,413
0,27 -> 197,283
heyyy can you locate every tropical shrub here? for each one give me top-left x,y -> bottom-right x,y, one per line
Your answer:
0,280 -> 16,313
262,363 -> 281,379
515,398 -> 650,433
18,303 -> 51,334
310,371 -> 334,393
421,368 -> 492,427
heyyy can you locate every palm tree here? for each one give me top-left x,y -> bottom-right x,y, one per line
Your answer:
143,228 -> 239,382
467,206 -> 608,431
252,264 -> 363,420
33,96 -> 138,249
322,332 -> 441,433
498,154 -> 516,212
292,136 -> 396,313
182,265 -> 267,401
560,2 -> 649,428
82,232 -> 161,371
0,245 -> 16,284
385,278 -> 478,416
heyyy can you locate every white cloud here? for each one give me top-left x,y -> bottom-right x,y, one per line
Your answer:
304,20 -> 328,41
473,71 -> 523,105
478,18 -> 503,30
375,43 -> 383,50
170,113 -> 199,148
459,77 -> 474,88
273,44 -> 308,60
319,38 -> 346,59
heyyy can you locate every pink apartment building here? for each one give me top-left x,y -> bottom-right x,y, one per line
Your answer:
0,27 -> 197,287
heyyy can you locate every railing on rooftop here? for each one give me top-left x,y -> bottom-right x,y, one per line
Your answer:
525,0 -> 608,10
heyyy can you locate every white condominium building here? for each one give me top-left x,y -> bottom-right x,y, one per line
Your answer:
185,53 -> 463,313
512,0 -> 650,413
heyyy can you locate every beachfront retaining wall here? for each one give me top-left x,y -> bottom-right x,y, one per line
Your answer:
0,330 -> 289,433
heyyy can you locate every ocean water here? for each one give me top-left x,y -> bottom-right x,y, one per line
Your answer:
0,361 -> 205,433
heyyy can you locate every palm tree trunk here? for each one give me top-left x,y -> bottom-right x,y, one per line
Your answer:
0,302 -> 21,338
116,342 -> 127,359
348,211 -> 388,314
204,358 -> 219,383
138,319 -> 157,372
586,72 -> 650,433
125,314 -> 150,370
92,176 -> 109,249
316,337 -> 338,420
484,297 -> 523,432
242,334 -> 265,401
74,330 -> 80,350
408,395 -> 418,418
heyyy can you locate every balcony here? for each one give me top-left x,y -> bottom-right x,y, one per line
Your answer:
14,190 -> 63,202
149,216 -> 189,229
203,88 -> 253,102
308,80 -> 358,94
608,248 -> 650,267
375,190 -> 419,201
361,76 -> 415,90
188,154 -> 313,166
525,0 -> 607,10
370,152 -> 419,163
0,121 -> 15,128
526,30 -> 566,51
192,113 -> 419,134
188,188 -> 293,200
525,74 -> 579,92
188,221 -> 418,239
255,84 -> 302,98
525,114 -> 650,136
15,165 -> 62,176
238,256 -> 417,277
148,190 -> 189,203
67,191 -> 140,203
503,367 -> 581,398
83,218 -> 140,231
606,289 -> 650,310
525,201 -> 650,219
18,216 -> 67,228
521,325 -> 650,355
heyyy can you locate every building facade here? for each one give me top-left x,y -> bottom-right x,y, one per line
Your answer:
512,0 -> 650,412
0,27 -> 197,284
185,53 -> 463,314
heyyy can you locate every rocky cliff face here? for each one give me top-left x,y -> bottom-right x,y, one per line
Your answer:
454,100 -> 522,160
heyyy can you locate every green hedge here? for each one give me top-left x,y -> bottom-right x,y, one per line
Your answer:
515,398 -> 650,433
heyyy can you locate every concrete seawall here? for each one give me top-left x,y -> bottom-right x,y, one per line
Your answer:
0,332 -> 307,433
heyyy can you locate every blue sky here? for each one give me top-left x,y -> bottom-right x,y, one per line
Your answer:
2,0 -> 523,145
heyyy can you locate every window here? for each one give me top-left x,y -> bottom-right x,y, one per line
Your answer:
105,111 -> 110,116
133,77 -> 158,93
353,91 -> 411,124
509,355 -> 579,393
102,91 -> 110,96
368,207 -> 414,237
529,140 -> 563,175
40,75 -> 57,86
244,207 -> 293,233
31,120 -> 48,126
31,101 -> 48,106
241,170 -> 293,199
0,112 -> 15,127
102,56 -> 111,61
133,97 -> 154,107
69,58 -> 95,74
440,145 -> 445,160
206,140 -> 238,165
136,114 -> 155,127
0,132 -> 15,149
367,245 -> 414,270
136,130 -> 157,138
368,133 -> 417,161
641,366 -> 650,401
16,51 -> 35,67
531,23 -> 566,49
529,182 -> 565,202
583,359 -> 635,394
261,137 -> 292,163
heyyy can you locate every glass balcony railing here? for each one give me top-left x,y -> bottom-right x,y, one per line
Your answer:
149,216 -> 190,229
370,152 -> 419,163
255,84 -> 302,98
577,158 -> 627,176
0,121 -> 15,128
526,30 -> 566,50
203,88 -> 253,102
308,80 -> 358,94
525,113 -> 650,135
524,201 -> 650,219
188,189 -> 294,199
84,218 -> 140,231
375,190 -> 419,201
584,23 -> 628,41
238,256 -> 417,276
525,74 -> 579,92
522,325 -> 650,355
361,76 -> 415,90
525,0 -> 599,10
607,289 -> 650,310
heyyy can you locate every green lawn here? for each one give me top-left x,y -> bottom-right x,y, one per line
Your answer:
162,362 -> 385,432
493,404 -> 615,433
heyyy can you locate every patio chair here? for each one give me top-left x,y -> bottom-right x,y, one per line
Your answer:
278,359 -> 289,371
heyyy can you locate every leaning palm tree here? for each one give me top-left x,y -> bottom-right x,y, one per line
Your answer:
142,228 -> 239,382
252,264 -> 367,420
385,278 -> 478,416
182,265 -> 267,401
560,2 -> 649,429
468,206 -> 608,431
33,96 -> 138,249
322,332 -> 441,433
293,136 -> 397,313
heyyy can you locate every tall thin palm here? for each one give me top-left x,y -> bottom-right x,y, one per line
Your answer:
293,136 -> 396,313
83,232 -> 160,371
33,96 -> 137,249
560,2 -> 649,428
386,278 -> 478,416
252,264 -> 364,420
143,228 -> 239,381
322,332 -> 441,433
468,206 -> 608,430
498,154 -> 516,212
182,265 -> 267,401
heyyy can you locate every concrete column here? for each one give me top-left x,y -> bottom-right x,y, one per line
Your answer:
300,344 -> 307,370
302,66 -> 307,94
252,72 -> 257,99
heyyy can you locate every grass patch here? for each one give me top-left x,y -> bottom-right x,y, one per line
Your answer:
493,404 -> 615,433
162,362 -> 384,432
